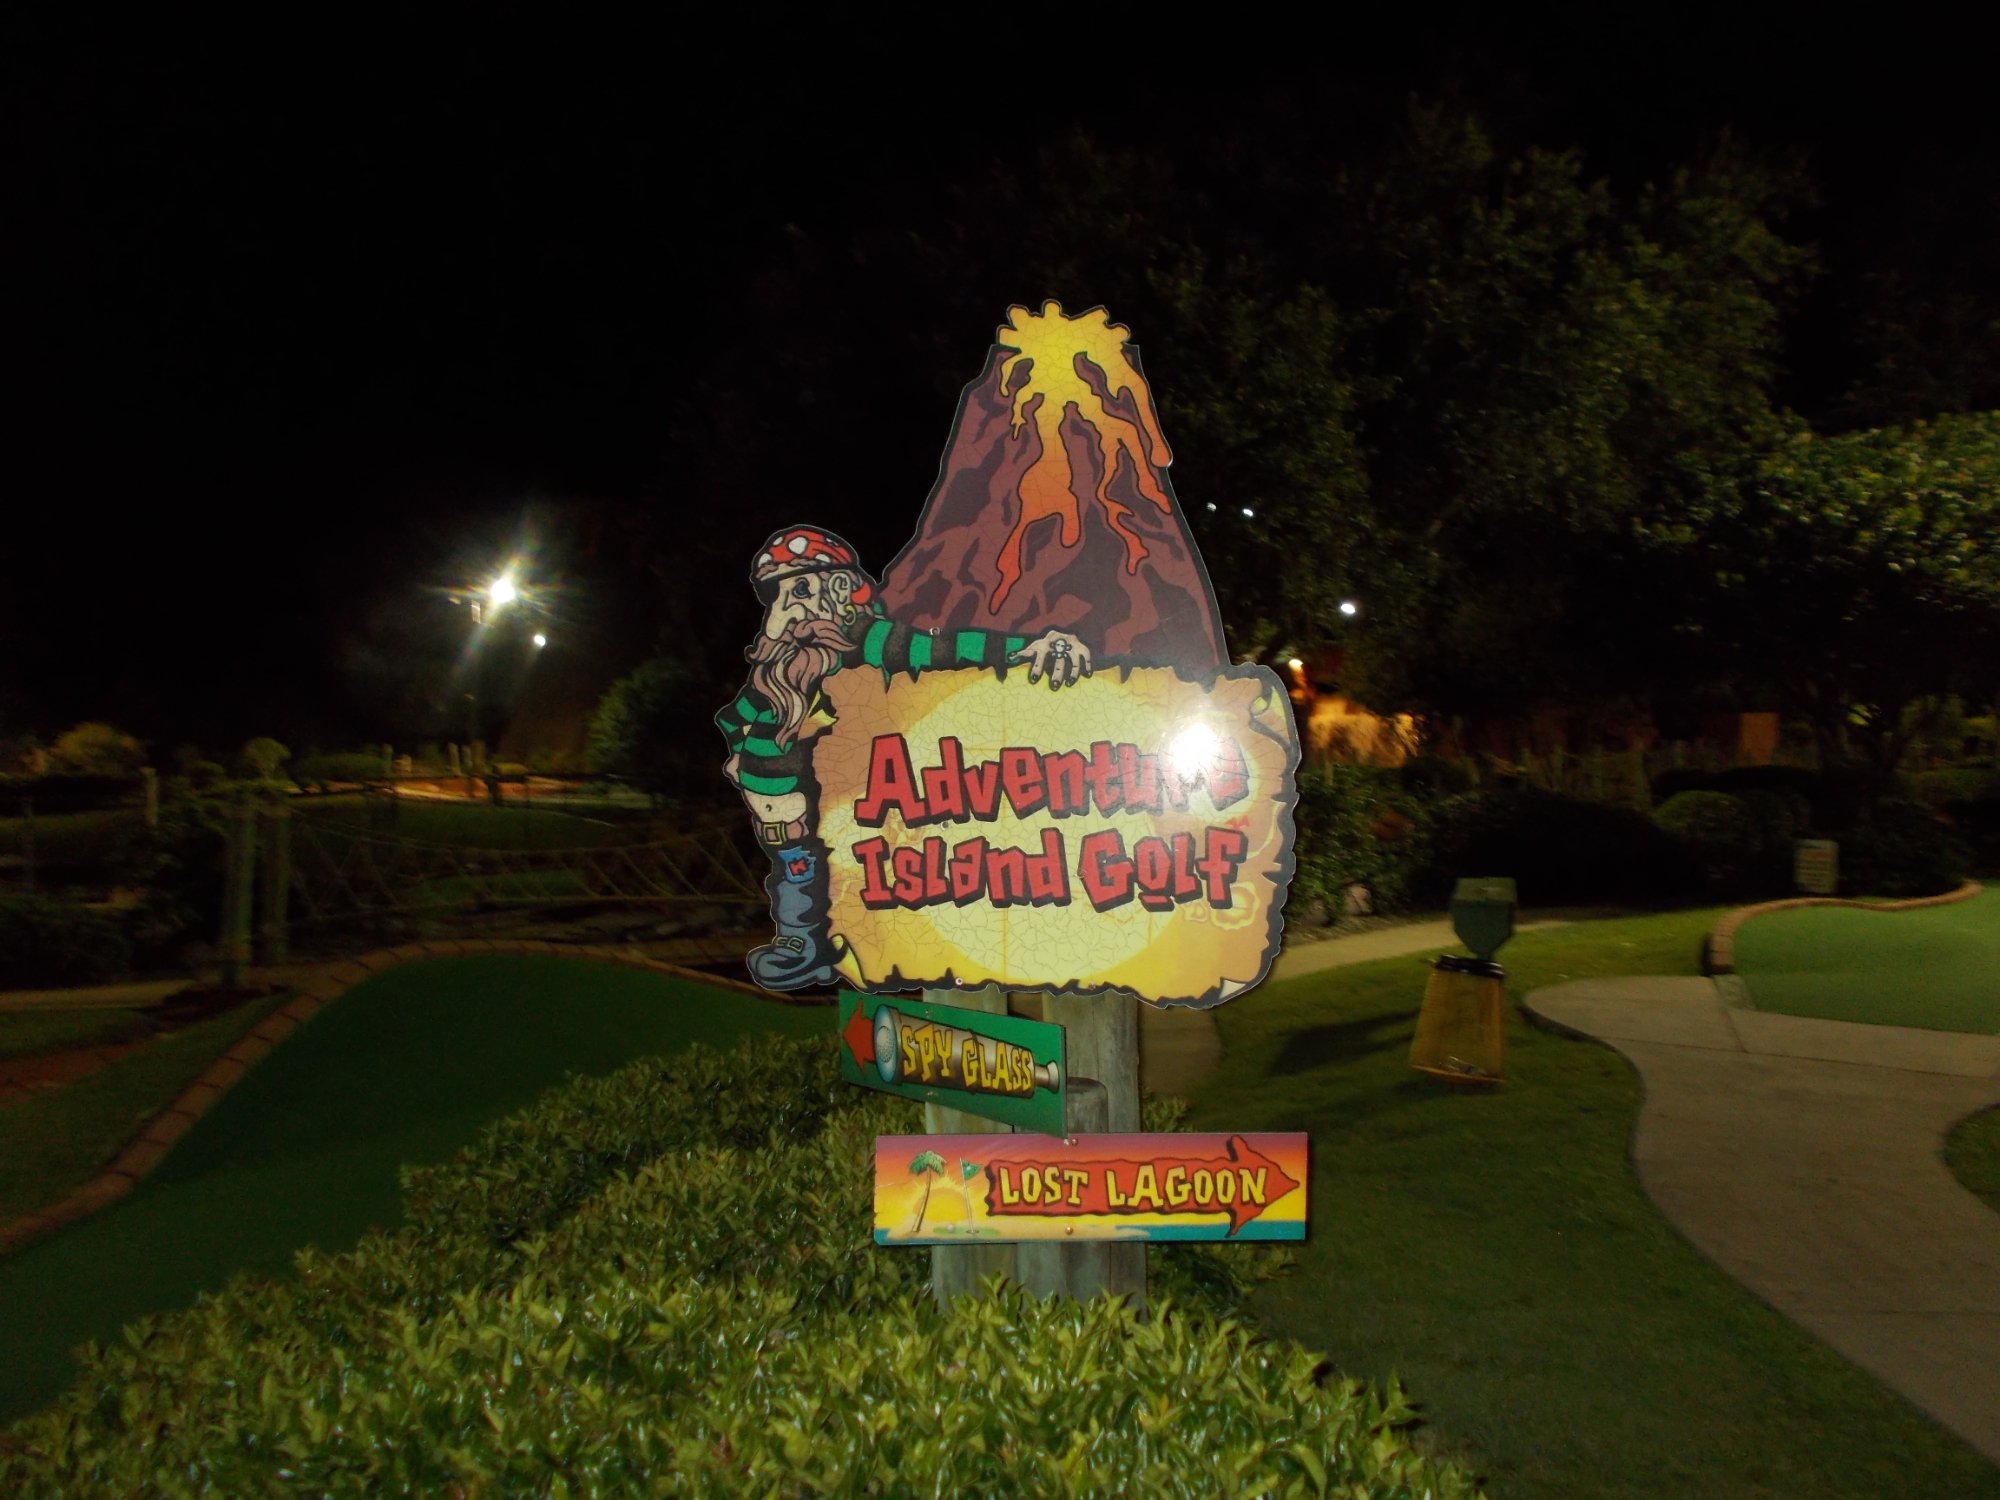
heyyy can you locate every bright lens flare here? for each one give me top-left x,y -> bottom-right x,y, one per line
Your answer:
1166,722 -> 1223,782
532,633 -> 547,648
488,574 -> 518,609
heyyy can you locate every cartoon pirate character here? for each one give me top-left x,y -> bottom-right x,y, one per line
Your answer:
717,525 -> 1092,990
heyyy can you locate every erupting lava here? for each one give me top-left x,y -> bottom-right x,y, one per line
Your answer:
877,299 -> 1227,672
991,302 -> 1175,613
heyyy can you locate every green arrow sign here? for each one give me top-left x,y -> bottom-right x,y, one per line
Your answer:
838,991 -> 1066,1135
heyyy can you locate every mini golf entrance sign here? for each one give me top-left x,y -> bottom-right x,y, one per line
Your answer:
875,1132 -> 1308,1244
839,990 -> 1067,1135
718,301 -> 1308,1296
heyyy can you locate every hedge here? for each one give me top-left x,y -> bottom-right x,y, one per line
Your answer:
0,896 -> 130,989
1,1035 -> 1474,1497
1413,786 -> 1698,907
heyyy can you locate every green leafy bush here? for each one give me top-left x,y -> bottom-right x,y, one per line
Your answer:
1902,767 -> 2000,808
1841,799 -> 1973,897
1,1035 -> 1466,1497
1290,766 -> 1431,916
0,774 -> 139,816
1942,794 -> 2000,873
236,737 -> 290,781
0,896 -> 130,988
43,723 -> 144,778
1415,787 -> 1698,908
1655,791 -> 1765,898
290,752 -> 387,791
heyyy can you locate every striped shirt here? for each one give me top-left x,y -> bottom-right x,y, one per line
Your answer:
716,612 -> 1027,798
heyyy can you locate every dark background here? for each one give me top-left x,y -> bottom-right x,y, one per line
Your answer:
4,12 -> 1995,749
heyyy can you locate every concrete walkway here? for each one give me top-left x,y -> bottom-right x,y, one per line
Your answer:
1524,976 -> 2000,1465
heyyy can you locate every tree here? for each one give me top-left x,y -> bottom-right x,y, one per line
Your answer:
1707,413 -> 2000,772
45,722 -> 145,776
586,656 -> 714,801
238,737 -> 291,781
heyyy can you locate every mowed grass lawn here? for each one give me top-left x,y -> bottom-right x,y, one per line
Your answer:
0,958 -> 830,1423
1187,910 -> 2000,1498
1730,887 -> 2000,1033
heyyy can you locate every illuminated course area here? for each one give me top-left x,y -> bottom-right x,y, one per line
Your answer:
1731,888 -> 2000,1034
0,957 -> 829,1422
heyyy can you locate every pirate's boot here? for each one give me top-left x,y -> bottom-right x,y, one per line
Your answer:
748,839 -> 842,990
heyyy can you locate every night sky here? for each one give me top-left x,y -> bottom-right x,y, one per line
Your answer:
5,15 -> 1995,750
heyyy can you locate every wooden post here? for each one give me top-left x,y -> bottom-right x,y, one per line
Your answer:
218,802 -> 257,988
1016,1079 -> 1114,1299
257,806 -> 290,966
922,984 -> 1018,1302
1040,990 -> 1147,1310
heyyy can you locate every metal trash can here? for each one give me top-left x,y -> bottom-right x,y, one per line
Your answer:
1409,955 -> 1507,1084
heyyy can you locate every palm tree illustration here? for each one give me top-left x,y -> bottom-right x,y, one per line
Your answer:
907,1150 -> 947,1233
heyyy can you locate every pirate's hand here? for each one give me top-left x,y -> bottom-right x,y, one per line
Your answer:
1011,629 -> 1092,689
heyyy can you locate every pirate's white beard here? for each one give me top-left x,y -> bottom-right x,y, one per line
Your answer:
747,616 -> 862,749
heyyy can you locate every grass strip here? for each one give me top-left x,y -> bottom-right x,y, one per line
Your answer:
1946,1106 -> 2000,1217
0,994 -> 288,1223
0,1008 -> 154,1063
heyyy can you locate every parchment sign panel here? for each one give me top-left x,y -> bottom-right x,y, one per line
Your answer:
816,663 -> 1297,1008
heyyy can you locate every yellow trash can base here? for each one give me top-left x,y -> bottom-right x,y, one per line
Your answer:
1410,956 -> 1507,1086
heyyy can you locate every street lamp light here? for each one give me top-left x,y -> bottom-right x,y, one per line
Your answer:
488,573 -> 518,610
532,633 -> 547,649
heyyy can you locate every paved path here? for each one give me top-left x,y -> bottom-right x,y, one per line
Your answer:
1524,975 -> 2000,1465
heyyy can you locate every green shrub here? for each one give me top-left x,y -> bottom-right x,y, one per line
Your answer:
0,773 -> 139,816
1655,791 -> 1765,898
236,737 -> 290,781
43,723 -> 144,777
1841,799 -> 1972,897
1394,754 -> 1477,799
0,1035 -> 1455,1497
1942,794 -> 2000,873
0,896 -> 130,988
290,752 -> 387,791
1415,787 -> 1698,908
1290,766 -> 1433,916
1901,767 -> 2000,808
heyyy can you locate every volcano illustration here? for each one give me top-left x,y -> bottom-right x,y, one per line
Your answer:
878,302 -> 1228,674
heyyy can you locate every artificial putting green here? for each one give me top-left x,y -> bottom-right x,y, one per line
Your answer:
0,957 -> 829,1424
1730,888 -> 2000,1033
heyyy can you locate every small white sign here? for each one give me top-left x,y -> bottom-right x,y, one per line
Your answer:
1795,839 -> 1838,895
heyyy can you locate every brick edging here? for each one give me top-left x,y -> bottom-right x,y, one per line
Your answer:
0,941 -> 807,1256
1704,880 -> 1984,975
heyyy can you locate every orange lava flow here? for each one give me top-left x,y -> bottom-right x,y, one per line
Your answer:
990,302 -> 1174,613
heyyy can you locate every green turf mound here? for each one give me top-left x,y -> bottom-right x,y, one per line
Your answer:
1731,889 -> 2000,1033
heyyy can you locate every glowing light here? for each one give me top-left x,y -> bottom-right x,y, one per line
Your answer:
488,573 -> 518,609
532,633 -> 547,648
1339,601 -> 1358,617
1288,658 -> 1304,671
1167,723 -> 1222,779
1206,503 -> 1216,512
1241,507 -> 1255,518
991,302 -> 1173,612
